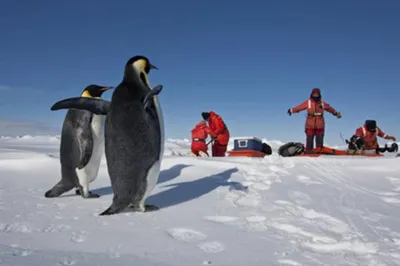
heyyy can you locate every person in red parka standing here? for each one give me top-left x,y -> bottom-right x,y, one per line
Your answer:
288,88 -> 342,151
201,111 -> 230,157
190,120 -> 212,157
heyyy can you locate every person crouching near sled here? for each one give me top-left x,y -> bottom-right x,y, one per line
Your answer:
190,120 -> 212,157
201,111 -> 230,157
348,120 -> 396,155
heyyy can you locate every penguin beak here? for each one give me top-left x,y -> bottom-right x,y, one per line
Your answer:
150,63 -> 158,70
101,86 -> 114,91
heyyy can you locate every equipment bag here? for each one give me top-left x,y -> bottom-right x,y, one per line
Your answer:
386,143 -> 399,153
278,142 -> 305,157
347,135 -> 365,151
261,143 -> 272,155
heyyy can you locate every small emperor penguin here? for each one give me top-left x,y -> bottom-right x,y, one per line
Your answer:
45,84 -> 113,199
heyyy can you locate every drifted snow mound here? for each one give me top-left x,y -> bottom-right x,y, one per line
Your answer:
0,135 -> 400,265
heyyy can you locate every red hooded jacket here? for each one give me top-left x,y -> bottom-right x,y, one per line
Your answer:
191,121 -> 211,155
355,124 -> 390,150
191,121 -> 211,141
206,111 -> 230,145
290,88 -> 337,130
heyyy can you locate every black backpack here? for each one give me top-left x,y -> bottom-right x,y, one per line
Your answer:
347,135 -> 365,150
278,142 -> 305,157
261,142 -> 272,155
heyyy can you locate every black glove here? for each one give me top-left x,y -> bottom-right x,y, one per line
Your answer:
287,109 -> 292,116
334,111 -> 342,118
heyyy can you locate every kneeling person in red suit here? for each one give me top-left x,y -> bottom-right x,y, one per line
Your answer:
191,120 -> 211,157
354,120 -> 396,151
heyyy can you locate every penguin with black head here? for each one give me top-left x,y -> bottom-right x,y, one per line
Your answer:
50,55 -> 164,215
45,85 -> 113,199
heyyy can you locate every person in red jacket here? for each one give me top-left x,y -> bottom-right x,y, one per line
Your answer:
190,120 -> 212,157
288,88 -> 342,151
353,120 -> 396,152
201,111 -> 230,157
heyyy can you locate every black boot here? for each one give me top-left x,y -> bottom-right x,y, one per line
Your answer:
306,134 -> 315,152
315,134 -> 324,148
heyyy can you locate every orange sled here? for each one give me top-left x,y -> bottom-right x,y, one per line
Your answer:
296,146 -> 384,157
227,149 -> 267,158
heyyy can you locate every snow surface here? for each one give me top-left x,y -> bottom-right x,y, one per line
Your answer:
1,135 -> 400,266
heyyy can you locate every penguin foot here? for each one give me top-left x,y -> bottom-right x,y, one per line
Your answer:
99,207 -> 120,216
75,189 -> 100,198
84,192 -> 100,198
144,204 -> 159,212
44,190 -> 58,198
44,181 -> 75,198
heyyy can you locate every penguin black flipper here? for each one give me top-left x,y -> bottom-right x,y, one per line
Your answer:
51,97 -> 111,115
143,85 -> 163,111
77,123 -> 94,170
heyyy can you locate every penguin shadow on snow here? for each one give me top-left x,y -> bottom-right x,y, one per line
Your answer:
146,167 -> 242,209
91,164 -> 192,196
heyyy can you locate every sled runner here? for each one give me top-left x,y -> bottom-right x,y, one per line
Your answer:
278,142 -> 384,157
296,146 -> 384,157
227,149 -> 267,158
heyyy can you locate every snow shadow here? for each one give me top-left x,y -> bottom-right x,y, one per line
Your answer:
157,164 -> 192,184
146,167 -> 240,209
91,164 -> 192,196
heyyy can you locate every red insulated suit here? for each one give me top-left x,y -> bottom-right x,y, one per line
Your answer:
191,121 -> 211,156
290,98 -> 337,132
354,125 -> 391,150
289,88 -> 340,151
206,111 -> 230,157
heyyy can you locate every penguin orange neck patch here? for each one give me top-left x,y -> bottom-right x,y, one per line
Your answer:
81,90 -> 92,98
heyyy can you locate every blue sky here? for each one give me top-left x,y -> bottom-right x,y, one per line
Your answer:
1,0 -> 399,145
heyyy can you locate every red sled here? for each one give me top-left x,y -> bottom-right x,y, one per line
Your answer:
227,149 -> 267,158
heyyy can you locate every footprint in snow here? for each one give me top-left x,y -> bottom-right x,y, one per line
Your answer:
70,231 -> 87,243
39,224 -> 70,233
277,259 -> 302,265
245,216 -> 266,223
203,216 -> 240,224
167,228 -> 226,253
299,207 -> 351,235
287,191 -> 312,206
58,257 -> 76,265
11,247 -> 33,257
243,215 -> 268,232
269,165 -> 290,175
197,241 -> 225,253
0,223 -> 32,233
296,175 -> 322,185
234,194 -> 260,208
381,197 -> 400,204
108,245 -> 122,259
251,182 -> 271,191
166,228 -> 207,242
280,159 -> 296,169
54,202 -> 67,209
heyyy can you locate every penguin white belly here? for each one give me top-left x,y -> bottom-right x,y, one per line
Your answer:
76,114 -> 105,190
140,96 -> 165,205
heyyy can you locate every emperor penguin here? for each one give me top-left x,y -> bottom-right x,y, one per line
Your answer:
45,85 -> 113,199
50,55 -> 165,215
